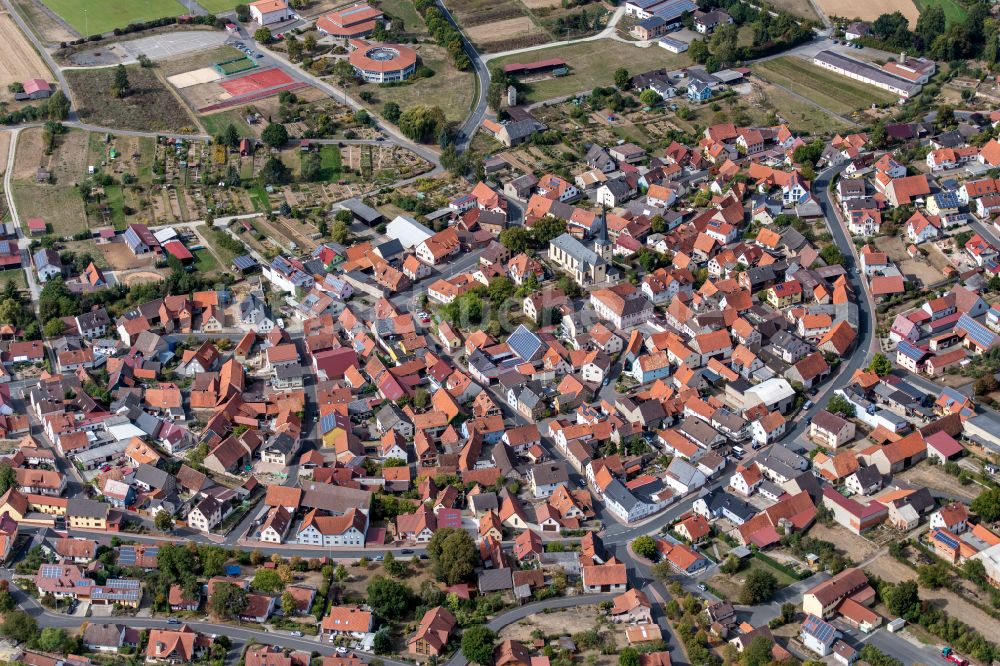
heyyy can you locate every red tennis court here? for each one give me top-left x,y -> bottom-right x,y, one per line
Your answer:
220,68 -> 294,95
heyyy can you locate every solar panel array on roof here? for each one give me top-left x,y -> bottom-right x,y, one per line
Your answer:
507,324 -> 544,362
233,255 -> 258,271
896,341 -> 925,361
802,614 -> 836,642
117,546 -> 137,566
957,313 -> 998,349
39,564 -> 64,578
933,530 -> 960,550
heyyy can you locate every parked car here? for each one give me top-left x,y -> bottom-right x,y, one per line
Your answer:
401,549 -> 414,555
290,631 -> 303,637
697,583 -> 707,591
167,618 -> 181,624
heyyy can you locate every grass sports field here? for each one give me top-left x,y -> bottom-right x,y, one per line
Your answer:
217,56 -> 257,75
913,0 -> 967,25
196,0 -> 240,13
39,0 -> 188,35
753,56 -> 898,116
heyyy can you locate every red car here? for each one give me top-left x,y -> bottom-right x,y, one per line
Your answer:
100,465 -> 112,472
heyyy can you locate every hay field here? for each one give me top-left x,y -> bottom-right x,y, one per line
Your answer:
814,0 -> 917,26
466,16 -> 547,43
0,14 -> 53,98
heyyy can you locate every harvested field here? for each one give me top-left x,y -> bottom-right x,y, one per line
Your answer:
768,0 -> 821,20
66,66 -> 198,132
0,14 -> 53,102
466,16 -> 547,48
11,0 -> 76,45
449,0 -> 529,26
168,67 -> 222,89
520,0 -> 561,8
753,56 -> 898,116
492,40 -> 689,103
814,0 -> 917,26
0,133 -> 9,175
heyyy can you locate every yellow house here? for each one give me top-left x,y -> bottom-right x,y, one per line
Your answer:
67,498 -> 110,530
28,494 -> 68,516
767,280 -> 803,309
926,193 -> 959,217
0,488 -> 28,521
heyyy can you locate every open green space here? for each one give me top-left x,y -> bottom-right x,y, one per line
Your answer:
12,183 -> 88,236
914,0 -> 967,25
0,270 -> 28,294
317,145 -> 343,182
196,0 -> 240,13
753,56 -> 898,116
66,66 -> 197,132
192,248 -> 219,273
103,185 -> 127,230
491,40 -> 690,104
39,0 -> 188,35
355,44 -> 475,121
378,0 -> 427,34
199,110 -> 248,139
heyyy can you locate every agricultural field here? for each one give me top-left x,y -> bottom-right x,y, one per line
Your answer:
39,0 -> 189,35
0,14 -> 53,103
448,0 -> 608,52
752,56 -> 898,117
12,0 -> 76,45
814,0 -> 918,26
492,41 -> 690,103
466,16 -> 549,52
355,44 -> 475,122
913,0 -> 967,25
66,66 -> 199,132
767,0 -> 821,21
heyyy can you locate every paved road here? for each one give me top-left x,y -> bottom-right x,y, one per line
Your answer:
434,0 -> 489,151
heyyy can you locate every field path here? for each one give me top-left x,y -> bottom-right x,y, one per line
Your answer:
481,5 -> 626,62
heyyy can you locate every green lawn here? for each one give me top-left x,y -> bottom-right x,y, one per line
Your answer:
491,40 -> 690,103
378,0 -> 427,34
914,0 -> 967,25
748,555 -> 797,587
103,185 -> 127,230
0,270 -> 28,294
317,145 -> 343,182
39,0 -> 189,35
753,56 -> 898,116
196,0 -> 240,13
199,110 -> 248,139
192,248 -> 219,273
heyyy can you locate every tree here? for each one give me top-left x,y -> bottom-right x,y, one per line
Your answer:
868,353 -> 892,377
819,244 -> 843,266
869,121 -> 888,149
281,591 -> 298,616
614,67 -> 629,90
252,568 -> 283,593
303,33 -> 317,52
300,152 -> 322,182
427,528 -> 478,584
262,122 -> 289,149
367,576 -> 413,620
974,374 -> 998,397
917,563 -> 950,589
335,564 -> 348,582
38,627 -> 67,653
210,582 -> 247,620
688,38 -> 709,64
963,558 -> 987,587
619,647 -> 640,666
499,226 -> 533,253
286,35 -> 302,61
111,64 -> 130,98
0,464 -> 16,496
461,625 -> 496,666
254,27 -> 272,43
398,105 -> 446,143
639,89 -> 660,107
972,487 -> 1000,522
261,156 -> 291,185
373,627 -> 393,654
741,636 -> 772,666
47,90 -> 70,120
632,536 -> 657,559
916,5 -> 945,46
43,318 -> 65,338
883,580 -> 920,620
236,4 -> 251,21
383,101 -> 401,123
154,510 -> 174,532
826,394 -> 856,418
0,610 -> 37,642
331,219 -> 351,244
738,569 -> 777,604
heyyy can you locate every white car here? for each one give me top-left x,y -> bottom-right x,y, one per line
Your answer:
336,648 -> 349,655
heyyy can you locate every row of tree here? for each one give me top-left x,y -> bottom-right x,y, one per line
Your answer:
863,4 -> 999,64
413,0 -> 471,70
